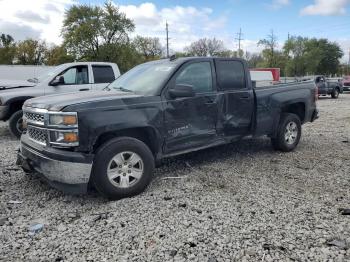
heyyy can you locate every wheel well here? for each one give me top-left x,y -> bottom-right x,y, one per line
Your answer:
281,103 -> 305,122
93,127 -> 159,156
8,100 -> 26,119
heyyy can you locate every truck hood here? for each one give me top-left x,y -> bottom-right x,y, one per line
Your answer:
24,90 -> 143,111
0,79 -> 36,90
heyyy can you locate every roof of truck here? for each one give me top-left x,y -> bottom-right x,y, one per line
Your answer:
61,61 -> 118,66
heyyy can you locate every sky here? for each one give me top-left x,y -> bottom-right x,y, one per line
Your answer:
0,0 -> 349,62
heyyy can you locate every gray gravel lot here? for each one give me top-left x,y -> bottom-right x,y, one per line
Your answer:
1,95 -> 350,261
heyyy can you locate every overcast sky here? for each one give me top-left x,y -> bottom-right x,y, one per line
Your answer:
0,0 -> 349,62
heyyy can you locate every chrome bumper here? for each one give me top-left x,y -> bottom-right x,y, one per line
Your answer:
17,136 -> 93,194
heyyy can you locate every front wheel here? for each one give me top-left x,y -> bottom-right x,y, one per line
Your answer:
9,110 -> 24,139
271,113 -> 301,152
91,137 -> 155,200
331,89 -> 339,99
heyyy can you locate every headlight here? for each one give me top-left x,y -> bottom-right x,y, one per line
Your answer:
49,130 -> 79,146
49,113 -> 77,126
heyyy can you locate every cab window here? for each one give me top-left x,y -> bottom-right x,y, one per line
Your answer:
58,66 -> 89,85
175,62 -> 213,94
216,60 -> 246,90
92,65 -> 115,84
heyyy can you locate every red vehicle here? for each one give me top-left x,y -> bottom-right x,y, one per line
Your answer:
252,68 -> 280,83
342,76 -> 350,91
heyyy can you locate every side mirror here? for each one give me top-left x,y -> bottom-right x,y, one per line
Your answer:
169,84 -> 195,99
51,76 -> 64,86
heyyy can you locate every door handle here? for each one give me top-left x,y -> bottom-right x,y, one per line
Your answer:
204,100 -> 216,105
240,96 -> 250,99
79,88 -> 89,91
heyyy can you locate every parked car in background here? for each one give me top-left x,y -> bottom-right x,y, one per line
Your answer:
17,57 -> 318,199
315,75 -> 343,99
0,62 -> 120,138
341,76 -> 350,91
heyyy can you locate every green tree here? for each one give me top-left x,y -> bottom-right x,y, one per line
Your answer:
97,43 -> 143,73
283,36 -> 343,76
0,34 -> 16,64
283,36 -> 308,76
133,36 -> 163,61
185,38 -> 228,57
245,52 -> 264,68
62,1 -> 134,60
258,30 -> 278,67
305,38 -> 343,75
15,39 -> 47,65
45,45 -> 75,65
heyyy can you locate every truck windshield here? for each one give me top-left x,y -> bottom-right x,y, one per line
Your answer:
27,65 -> 66,83
106,62 -> 176,95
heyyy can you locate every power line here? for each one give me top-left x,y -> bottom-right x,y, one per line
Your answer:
235,28 -> 244,57
166,21 -> 169,58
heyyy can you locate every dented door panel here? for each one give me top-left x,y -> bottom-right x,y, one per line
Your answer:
163,93 -> 218,154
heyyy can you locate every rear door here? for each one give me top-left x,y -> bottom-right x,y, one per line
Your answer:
45,65 -> 91,95
214,59 -> 254,137
91,65 -> 116,90
163,60 -> 218,154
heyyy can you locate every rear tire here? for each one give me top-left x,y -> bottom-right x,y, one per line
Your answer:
9,110 -> 24,139
91,137 -> 155,200
331,89 -> 339,99
271,113 -> 301,152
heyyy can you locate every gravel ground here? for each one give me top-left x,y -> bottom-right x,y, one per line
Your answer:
1,94 -> 350,262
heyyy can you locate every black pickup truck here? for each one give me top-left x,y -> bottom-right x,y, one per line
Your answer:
17,57 -> 318,199
315,75 -> 343,98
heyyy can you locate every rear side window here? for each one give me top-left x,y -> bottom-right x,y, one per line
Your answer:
92,65 -> 115,84
216,60 -> 246,90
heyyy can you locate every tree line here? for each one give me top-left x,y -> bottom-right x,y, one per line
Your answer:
0,2 -> 348,76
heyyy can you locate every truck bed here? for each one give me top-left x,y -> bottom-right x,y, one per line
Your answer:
254,80 -> 316,137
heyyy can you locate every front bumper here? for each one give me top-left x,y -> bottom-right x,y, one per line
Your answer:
17,134 -> 93,194
343,85 -> 350,91
0,105 -> 10,120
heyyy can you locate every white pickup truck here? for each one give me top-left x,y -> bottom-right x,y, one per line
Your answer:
0,62 -> 120,138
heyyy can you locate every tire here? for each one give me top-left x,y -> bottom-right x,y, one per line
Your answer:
91,137 -> 155,200
331,89 -> 339,99
9,110 -> 24,139
271,113 -> 301,152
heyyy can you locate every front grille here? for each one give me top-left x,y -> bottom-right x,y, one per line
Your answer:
28,126 -> 47,145
344,82 -> 350,87
24,111 -> 45,124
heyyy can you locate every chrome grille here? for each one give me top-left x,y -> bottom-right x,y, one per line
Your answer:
24,111 -> 45,124
28,126 -> 47,145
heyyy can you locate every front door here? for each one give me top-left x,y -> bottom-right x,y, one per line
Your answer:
45,65 -> 91,95
163,60 -> 218,154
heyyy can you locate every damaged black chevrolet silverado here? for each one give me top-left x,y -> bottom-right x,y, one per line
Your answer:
17,57 -> 318,199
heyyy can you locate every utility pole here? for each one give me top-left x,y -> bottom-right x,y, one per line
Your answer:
235,28 -> 244,58
285,32 -> 290,82
348,48 -> 350,75
166,21 -> 169,58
